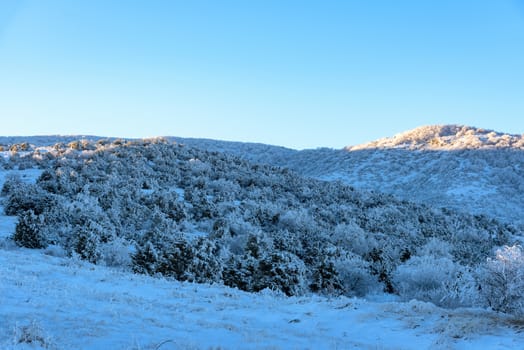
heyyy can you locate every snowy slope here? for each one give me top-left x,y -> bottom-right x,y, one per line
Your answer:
1,134 -> 524,349
168,137 -> 299,165
1,126 -> 523,227
3,243 -> 524,349
168,126 -> 524,227
315,126 -> 524,226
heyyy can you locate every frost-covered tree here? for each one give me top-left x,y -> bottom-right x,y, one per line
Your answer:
72,222 -> 102,263
13,210 -> 47,249
478,245 -> 524,316
255,251 -> 307,296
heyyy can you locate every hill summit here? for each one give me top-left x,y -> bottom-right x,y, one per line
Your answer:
347,125 -> 524,151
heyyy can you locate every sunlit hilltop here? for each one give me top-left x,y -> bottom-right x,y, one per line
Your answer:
347,125 -> 524,151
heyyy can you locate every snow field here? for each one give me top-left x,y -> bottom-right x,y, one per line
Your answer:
2,244 -> 524,349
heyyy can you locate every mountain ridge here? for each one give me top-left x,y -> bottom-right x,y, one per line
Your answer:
1,124 -> 523,152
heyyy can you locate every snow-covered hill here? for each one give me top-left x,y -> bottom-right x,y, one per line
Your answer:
0,135 -> 107,148
1,132 -> 524,349
1,125 -> 523,228
306,126 -> 524,227
292,147 -> 524,227
168,126 -> 524,227
4,139 -> 514,298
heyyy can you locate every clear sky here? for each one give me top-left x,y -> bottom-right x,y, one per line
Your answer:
1,0 -> 523,149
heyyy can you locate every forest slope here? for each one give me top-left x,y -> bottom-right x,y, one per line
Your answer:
174,125 -> 524,227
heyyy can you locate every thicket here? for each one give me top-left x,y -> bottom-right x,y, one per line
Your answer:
1,139 -> 520,313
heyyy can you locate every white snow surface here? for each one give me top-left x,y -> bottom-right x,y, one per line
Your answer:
0,168 -> 43,186
2,243 -> 524,350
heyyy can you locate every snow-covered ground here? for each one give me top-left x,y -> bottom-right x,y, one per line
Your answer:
0,168 -> 43,187
2,243 -> 524,350
0,168 -> 42,241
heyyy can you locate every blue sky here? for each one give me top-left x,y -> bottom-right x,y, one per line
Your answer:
1,0 -> 523,149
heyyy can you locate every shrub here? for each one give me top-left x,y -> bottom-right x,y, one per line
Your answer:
478,245 -> 524,316
309,258 -> 344,295
14,320 -> 53,348
132,240 -> 160,275
184,238 -> 224,283
4,184 -> 56,216
72,223 -> 102,263
133,233 -> 224,283
334,253 -> 380,297
255,251 -> 307,296
99,237 -> 132,267
13,210 -> 48,249
393,255 -> 477,307
1,174 -> 23,196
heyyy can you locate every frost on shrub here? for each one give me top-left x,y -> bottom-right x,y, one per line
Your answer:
132,240 -> 160,275
99,237 -> 132,267
223,234 -> 307,296
310,249 -> 381,297
223,253 -> 259,292
224,251 -> 307,296
72,223 -> 102,264
133,233 -> 224,283
278,209 -> 317,234
331,222 -> 374,256
393,255 -> 477,308
4,182 -> 57,216
478,245 -> 524,316
132,230 -> 184,277
183,238 -> 224,283
334,252 -> 380,297
2,139 -> 516,299
1,173 -> 23,196
309,257 -> 344,295
416,237 -> 453,259
365,247 -> 396,294
256,251 -> 307,296
14,320 -> 53,348
13,210 -> 48,249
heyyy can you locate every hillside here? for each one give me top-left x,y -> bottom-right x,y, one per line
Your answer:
177,125 -> 524,227
1,138 -> 517,298
1,125 -> 523,228
306,126 -> 524,227
1,134 -> 524,348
